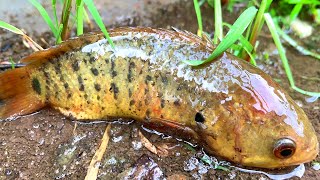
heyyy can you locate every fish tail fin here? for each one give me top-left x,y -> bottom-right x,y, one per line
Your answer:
0,67 -> 45,120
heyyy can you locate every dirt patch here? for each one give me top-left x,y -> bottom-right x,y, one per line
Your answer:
0,0 -> 319,179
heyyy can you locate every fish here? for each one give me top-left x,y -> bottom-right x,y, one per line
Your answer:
0,27 -> 318,168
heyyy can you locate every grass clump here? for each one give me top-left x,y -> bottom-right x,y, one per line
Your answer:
28,0 -> 114,46
190,0 -> 320,97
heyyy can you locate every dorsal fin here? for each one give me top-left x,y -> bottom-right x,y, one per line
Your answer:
20,33 -> 104,65
20,27 -> 214,65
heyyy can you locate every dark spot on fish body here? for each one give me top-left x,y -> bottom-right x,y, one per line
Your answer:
89,56 -> 96,64
112,71 -> 118,78
144,88 -> 149,95
174,99 -> 180,106
79,85 -> 85,91
128,89 -> 132,97
72,61 -> 80,71
32,78 -> 41,95
67,93 -> 72,99
91,68 -> 99,76
110,60 -> 117,77
128,61 -> 135,82
64,83 -> 69,89
43,70 -> 51,83
94,84 -> 101,92
97,95 -> 100,100
59,76 -> 65,82
146,109 -> 151,118
145,75 -> 152,84
161,74 -> 168,85
145,98 -> 150,106
54,62 -> 62,74
109,83 -> 119,99
55,91 -> 59,99
160,99 -> 165,108
105,59 -> 109,64
84,94 -> 88,99
45,93 -> 50,102
78,76 -> 85,91
130,100 -> 135,106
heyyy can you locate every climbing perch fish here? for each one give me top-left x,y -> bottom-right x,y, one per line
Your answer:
0,27 -> 318,168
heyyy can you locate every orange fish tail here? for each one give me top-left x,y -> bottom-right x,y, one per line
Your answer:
0,67 -> 45,120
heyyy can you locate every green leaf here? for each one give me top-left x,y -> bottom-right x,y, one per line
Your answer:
0,20 -> 24,35
213,0 -> 223,44
28,0 -> 58,38
290,3 -> 303,22
83,0 -> 115,48
52,0 -> 59,27
193,0 -> 203,37
9,57 -> 15,69
264,13 -> 320,97
184,6 -> 258,66
76,0 -> 84,36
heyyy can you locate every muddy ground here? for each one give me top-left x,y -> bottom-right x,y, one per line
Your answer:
0,0 -> 319,179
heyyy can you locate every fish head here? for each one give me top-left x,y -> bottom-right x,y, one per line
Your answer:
194,58 -> 318,168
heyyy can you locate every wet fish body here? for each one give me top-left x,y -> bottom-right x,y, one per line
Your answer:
0,27 -> 318,168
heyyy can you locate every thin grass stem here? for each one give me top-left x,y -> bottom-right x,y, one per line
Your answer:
83,0 -> 114,48
213,0 -> 222,44
76,0 -> 84,35
193,0 -> 203,37
264,13 -> 320,97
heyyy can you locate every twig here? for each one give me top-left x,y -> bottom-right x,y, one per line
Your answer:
85,124 -> 111,180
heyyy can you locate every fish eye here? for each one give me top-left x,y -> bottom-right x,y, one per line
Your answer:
273,138 -> 296,159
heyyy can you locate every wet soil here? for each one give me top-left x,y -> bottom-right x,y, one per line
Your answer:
0,0 -> 319,179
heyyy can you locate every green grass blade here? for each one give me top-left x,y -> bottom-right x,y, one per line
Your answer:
55,24 -> 63,44
213,0 -> 223,44
193,0 -> 203,37
243,0 -> 272,60
9,57 -> 15,69
52,0 -> 59,27
276,25 -> 320,60
264,13 -> 320,97
76,0 -> 84,36
184,6 -> 258,66
249,0 -> 272,44
289,3 -> 303,22
28,0 -> 58,38
60,0 -> 72,40
83,0 -> 114,48
0,20 -> 24,35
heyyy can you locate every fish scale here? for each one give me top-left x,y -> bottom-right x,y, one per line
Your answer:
0,27 -> 318,168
